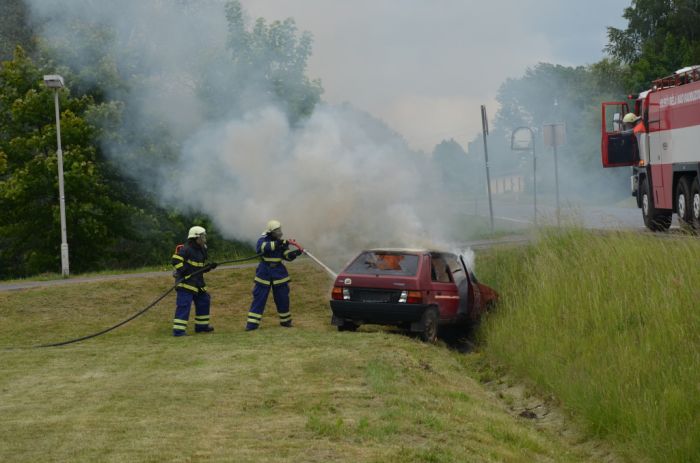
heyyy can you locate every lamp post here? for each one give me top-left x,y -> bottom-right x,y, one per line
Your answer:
44,74 -> 70,277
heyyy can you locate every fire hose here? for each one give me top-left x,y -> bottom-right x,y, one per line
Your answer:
31,253 -> 263,348
286,239 -> 337,279
9,240 -> 337,349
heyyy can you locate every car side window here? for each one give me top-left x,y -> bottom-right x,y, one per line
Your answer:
430,254 -> 452,283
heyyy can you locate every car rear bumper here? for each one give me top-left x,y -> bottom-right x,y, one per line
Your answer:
330,300 -> 430,325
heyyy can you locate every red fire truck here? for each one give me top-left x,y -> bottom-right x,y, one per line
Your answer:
601,65 -> 700,231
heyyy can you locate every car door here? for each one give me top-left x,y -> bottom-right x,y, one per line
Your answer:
429,253 -> 459,320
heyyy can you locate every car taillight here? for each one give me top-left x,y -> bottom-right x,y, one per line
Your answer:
399,290 -> 423,304
332,287 -> 351,301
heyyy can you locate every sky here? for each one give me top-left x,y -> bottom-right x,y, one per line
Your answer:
240,0 -> 631,151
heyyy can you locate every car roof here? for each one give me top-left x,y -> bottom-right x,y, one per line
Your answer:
365,248 -> 447,255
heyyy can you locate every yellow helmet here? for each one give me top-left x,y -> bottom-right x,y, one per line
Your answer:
264,220 -> 281,234
623,113 -> 640,124
188,226 -> 206,239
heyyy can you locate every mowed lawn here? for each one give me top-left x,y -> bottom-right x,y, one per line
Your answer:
2,259 -> 600,463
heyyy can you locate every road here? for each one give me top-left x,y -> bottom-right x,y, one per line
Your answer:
468,198 -> 664,230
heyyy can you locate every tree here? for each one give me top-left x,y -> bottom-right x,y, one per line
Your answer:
0,0 -> 34,62
0,48 -> 175,277
202,0 -> 323,123
606,0 -> 700,91
486,62 -> 629,201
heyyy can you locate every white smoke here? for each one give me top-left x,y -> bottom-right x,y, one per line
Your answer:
25,0 -> 470,266
169,103 -> 448,261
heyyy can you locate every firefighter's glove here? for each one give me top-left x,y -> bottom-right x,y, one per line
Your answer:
287,239 -> 304,253
204,262 -> 218,273
288,249 -> 303,260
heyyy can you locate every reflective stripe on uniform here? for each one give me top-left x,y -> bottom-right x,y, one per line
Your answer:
247,312 -> 262,325
177,282 -> 200,292
172,254 -> 184,261
283,249 -> 293,258
273,276 -> 290,285
173,318 -> 188,330
254,276 -> 271,285
186,259 -> 205,267
262,257 -> 282,262
270,241 -> 276,251
194,315 -> 210,325
173,262 -> 184,269
260,242 -> 267,253
279,312 -> 292,320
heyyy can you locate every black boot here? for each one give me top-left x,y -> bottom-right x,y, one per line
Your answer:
195,325 -> 214,333
280,321 -> 293,328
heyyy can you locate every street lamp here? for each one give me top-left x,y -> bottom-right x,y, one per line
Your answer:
43,74 -> 70,277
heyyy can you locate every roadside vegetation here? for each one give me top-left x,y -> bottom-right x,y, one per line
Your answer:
478,228 -> 700,463
2,260 -> 611,463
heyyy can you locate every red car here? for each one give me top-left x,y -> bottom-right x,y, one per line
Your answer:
330,249 -> 499,342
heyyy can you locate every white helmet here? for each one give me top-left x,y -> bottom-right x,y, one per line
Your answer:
264,219 -> 281,234
188,226 -> 207,239
623,113 -> 640,124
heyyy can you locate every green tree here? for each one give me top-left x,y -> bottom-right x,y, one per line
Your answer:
606,0 -> 700,91
0,0 -> 34,62
209,0 -> 323,123
0,47 -> 171,277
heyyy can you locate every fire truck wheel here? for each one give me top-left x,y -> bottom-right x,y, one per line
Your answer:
676,176 -> 693,229
419,307 -> 439,343
641,178 -> 671,232
691,177 -> 700,231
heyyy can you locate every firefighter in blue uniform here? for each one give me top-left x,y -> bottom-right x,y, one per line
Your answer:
246,220 -> 303,330
171,226 -> 217,337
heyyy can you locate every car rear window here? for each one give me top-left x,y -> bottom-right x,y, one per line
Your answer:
345,252 -> 420,276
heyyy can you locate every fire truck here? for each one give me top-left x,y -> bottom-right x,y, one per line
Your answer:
601,65 -> 700,231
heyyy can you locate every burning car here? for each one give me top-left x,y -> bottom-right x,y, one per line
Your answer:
329,249 -> 498,342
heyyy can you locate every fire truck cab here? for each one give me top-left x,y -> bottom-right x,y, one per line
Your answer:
601,65 -> 700,231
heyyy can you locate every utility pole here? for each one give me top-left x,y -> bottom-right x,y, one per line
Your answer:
481,105 -> 494,232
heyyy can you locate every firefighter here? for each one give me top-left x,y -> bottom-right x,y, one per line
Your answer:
622,112 -> 640,132
171,226 -> 217,337
245,220 -> 303,331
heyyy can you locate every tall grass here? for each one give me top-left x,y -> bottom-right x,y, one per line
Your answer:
478,228 -> 700,462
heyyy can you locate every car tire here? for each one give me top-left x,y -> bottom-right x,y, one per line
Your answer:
641,178 -> 671,231
337,321 -> 358,332
676,176 -> 693,229
419,307 -> 439,343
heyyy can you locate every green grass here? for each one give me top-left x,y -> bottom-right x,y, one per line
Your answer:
1,261 -> 604,462
477,228 -> 700,462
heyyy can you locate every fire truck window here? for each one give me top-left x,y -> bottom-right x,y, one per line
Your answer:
431,255 -> 452,283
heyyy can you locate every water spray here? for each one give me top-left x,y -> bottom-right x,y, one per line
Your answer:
303,250 -> 338,279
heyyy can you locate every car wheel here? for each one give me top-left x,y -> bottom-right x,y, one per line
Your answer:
691,177 -> 700,231
676,176 -> 692,229
337,321 -> 358,332
419,307 -> 439,343
641,178 -> 671,231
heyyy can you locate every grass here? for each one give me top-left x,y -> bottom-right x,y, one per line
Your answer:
1,260 -> 604,462
477,228 -> 700,462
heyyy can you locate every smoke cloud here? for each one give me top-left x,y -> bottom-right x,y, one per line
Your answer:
25,0 -> 471,267
24,0 -> 636,268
